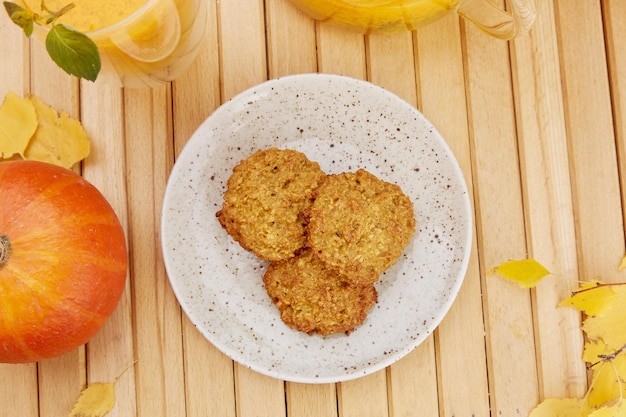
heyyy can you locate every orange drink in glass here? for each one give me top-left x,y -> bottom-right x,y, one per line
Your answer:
23,0 -> 207,87
287,0 -> 537,39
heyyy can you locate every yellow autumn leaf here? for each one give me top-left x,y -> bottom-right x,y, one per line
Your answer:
529,398 -> 593,417
69,382 -> 115,417
588,403 -> 626,417
563,282 -> 626,408
24,95 -> 90,168
584,338 -> 612,364
0,92 -> 38,159
488,258 -> 551,288
586,355 -> 626,407
582,285 -> 626,352
559,281 -> 617,316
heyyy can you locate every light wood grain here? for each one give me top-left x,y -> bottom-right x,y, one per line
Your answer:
601,0 -> 626,235
509,0 -> 586,400
287,383 -> 338,417
80,83 -> 136,417
124,86 -> 188,417
0,9 -> 28,97
266,0 -> 317,77
463,18 -> 539,417
317,23 -> 367,78
0,363 -> 38,417
218,0 -> 267,96
554,0 -> 625,283
1,1 -> 624,416
415,12 -> 491,417
338,371 -> 389,417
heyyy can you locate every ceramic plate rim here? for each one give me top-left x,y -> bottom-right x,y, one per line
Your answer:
161,73 -> 472,383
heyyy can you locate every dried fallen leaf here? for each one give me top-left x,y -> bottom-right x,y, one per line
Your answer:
517,259 -> 626,416
588,403 -> 626,417
0,92 -> 38,159
582,285 -> 626,353
68,360 -> 136,417
488,258 -> 551,288
560,281 -> 626,409
586,354 -> 626,407
24,94 -> 90,168
559,281 -> 616,316
528,398 -> 592,417
69,382 -> 115,417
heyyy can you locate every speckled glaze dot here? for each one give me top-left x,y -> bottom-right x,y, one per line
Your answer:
161,73 -> 472,384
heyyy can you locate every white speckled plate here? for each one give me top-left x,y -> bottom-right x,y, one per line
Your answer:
161,73 -> 472,383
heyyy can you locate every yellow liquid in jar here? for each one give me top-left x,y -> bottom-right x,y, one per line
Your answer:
22,0 -> 146,32
22,0 -> 206,87
288,0 -> 458,31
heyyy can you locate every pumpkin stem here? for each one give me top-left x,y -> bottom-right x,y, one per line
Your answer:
0,235 -> 9,268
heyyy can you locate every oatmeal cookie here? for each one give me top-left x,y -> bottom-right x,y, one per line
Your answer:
263,249 -> 378,335
306,169 -> 416,286
216,147 -> 326,261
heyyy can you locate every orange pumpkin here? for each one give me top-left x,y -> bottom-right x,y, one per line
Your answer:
0,160 -> 127,363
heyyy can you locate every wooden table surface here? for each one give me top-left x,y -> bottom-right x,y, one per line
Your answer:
2,1 -> 626,416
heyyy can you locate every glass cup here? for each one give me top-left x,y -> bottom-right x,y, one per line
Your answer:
287,0 -> 537,39
30,0 -> 208,87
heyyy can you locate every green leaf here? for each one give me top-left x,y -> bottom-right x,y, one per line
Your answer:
3,1 -> 34,36
45,24 -> 101,81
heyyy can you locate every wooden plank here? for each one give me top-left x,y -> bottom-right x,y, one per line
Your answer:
553,0 -> 625,282
218,2 -> 286,416
38,353 -> 86,417
0,9 -> 29,97
366,31 -> 417,104
509,0 -> 587,400
364,29 -> 440,417
266,0 -> 317,77
171,2 -> 237,416
172,0 -> 221,153
183,332 -> 237,416
286,383 -> 338,417
219,0 -> 267,96
79,82 -> 137,417
462,17 -> 539,416
601,0 -> 626,232
414,13 -> 490,417
317,23 -> 366,78
235,366 -> 286,417
387,342 -> 438,417
123,86 -> 186,417
0,364 -> 38,417
338,371 -> 388,417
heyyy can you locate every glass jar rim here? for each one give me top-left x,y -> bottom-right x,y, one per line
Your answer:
81,0 -> 163,38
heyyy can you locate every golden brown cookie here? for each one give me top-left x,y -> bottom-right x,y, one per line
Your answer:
263,249 -> 378,336
216,147 -> 326,261
306,169 -> 416,286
